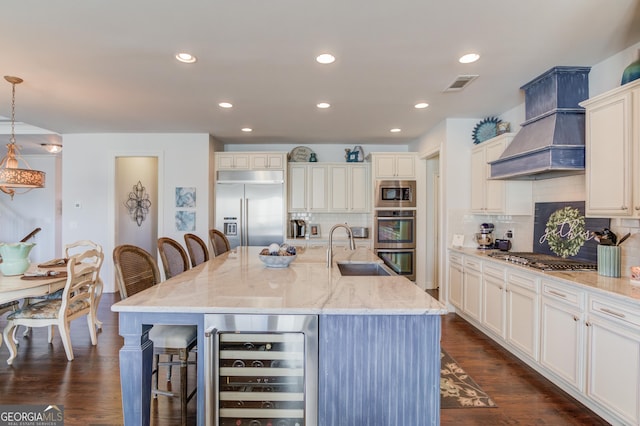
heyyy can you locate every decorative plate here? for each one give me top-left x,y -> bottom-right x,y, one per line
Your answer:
472,117 -> 500,144
289,146 -> 314,162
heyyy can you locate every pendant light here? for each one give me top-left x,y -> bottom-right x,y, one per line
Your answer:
0,76 -> 46,199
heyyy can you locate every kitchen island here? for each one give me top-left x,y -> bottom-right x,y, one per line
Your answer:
112,246 -> 446,425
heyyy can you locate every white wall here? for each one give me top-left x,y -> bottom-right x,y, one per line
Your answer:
0,154 -> 61,263
115,157 -> 158,255
62,133 -> 212,292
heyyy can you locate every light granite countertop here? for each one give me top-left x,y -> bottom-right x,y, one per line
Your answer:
450,247 -> 640,304
112,246 -> 447,315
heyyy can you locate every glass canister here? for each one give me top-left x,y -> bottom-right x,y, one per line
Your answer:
0,242 -> 35,276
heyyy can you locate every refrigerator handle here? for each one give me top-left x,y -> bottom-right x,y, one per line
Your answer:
244,198 -> 249,245
239,199 -> 245,246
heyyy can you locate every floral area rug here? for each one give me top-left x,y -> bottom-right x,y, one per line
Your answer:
441,349 -> 497,408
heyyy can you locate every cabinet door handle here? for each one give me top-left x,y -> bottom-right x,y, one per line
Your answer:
599,307 -> 626,318
573,315 -> 579,322
635,206 -> 640,211
548,289 -> 567,298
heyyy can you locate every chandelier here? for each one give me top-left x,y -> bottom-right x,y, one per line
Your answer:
0,76 -> 46,199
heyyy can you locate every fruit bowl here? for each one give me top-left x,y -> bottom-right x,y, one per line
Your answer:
258,254 -> 297,268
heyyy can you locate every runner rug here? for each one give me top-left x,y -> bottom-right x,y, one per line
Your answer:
440,349 -> 497,408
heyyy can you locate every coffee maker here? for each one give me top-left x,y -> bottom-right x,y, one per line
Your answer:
290,219 -> 307,238
474,223 -> 494,249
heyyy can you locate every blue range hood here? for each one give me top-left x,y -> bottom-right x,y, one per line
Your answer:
490,66 -> 591,180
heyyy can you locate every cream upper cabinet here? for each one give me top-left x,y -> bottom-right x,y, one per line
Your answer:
217,152 -> 286,171
329,164 -> 370,212
371,153 -> 416,179
251,153 -> 286,170
308,165 -> 328,211
581,79 -> 640,217
470,133 -> 533,215
288,163 -> 371,213
288,165 -> 308,211
217,152 -> 250,170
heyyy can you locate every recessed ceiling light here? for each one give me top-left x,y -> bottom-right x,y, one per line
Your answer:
241,128 -> 253,132
459,53 -> 480,64
390,128 -> 402,133
41,143 -> 63,153
414,102 -> 429,109
317,102 -> 331,109
175,52 -> 197,63
219,102 -> 233,108
316,53 -> 336,64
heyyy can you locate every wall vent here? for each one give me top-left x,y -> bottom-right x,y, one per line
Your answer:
444,75 -> 478,92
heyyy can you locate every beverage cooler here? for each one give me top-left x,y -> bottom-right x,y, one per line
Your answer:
205,314 -> 318,426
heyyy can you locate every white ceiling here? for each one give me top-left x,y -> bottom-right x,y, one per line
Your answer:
1,0 -> 640,154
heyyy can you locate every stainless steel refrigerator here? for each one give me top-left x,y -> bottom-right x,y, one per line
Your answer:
215,170 -> 284,249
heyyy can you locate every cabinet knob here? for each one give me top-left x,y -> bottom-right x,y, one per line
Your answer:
573,315 -> 579,322
635,206 -> 640,211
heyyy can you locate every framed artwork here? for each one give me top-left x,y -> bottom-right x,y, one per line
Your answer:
309,224 -> 321,238
175,187 -> 196,208
175,211 -> 196,231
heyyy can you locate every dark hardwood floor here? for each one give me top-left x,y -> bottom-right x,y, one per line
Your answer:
0,292 -> 609,425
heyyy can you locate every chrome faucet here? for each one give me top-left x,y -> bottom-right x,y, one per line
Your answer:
327,224 -> 355,267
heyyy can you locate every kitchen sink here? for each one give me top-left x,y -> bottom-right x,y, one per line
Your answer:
337,262 -> 395,276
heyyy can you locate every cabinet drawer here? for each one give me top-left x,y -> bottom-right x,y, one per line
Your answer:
542,280 -> 583,309
483,263 -> 505,280
449,253 -> 463,265
464,258 -> 482,272
507,271 -> 539,292
589,295 -> 640,330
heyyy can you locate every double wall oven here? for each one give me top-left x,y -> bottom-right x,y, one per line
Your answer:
374,208 -> 416,281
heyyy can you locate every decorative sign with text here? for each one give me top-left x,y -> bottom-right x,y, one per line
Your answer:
534,202 -> 609,262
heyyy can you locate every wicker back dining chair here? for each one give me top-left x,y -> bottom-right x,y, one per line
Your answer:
113,244 -> 197,425
157,237 -> 190,279
209,228 -> 230,257
183,233 -> 210,267
3,248 -> 104,364
65,240 -> 104,330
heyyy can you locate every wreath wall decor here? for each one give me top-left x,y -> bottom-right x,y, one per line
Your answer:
543,206 -> 586,258
124,181 -> 152,226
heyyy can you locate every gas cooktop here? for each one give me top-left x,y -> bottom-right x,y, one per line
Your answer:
488,251 -> 597,271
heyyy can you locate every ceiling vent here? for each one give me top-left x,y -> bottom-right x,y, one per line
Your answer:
444,75 -> 479,92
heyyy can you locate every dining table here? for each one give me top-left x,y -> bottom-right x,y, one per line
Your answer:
0,266 -> 68,306
0,264 -> 69,350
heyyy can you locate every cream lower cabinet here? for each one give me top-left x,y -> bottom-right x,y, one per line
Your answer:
540,279 -> 585,392
448,253 -> 463,310
482,263 -> 506,338
462,258 -> 482,322
581,79 -> 640,217
448,250 -> 640,425
585,295 -> 640,425
505,270 -> 539,361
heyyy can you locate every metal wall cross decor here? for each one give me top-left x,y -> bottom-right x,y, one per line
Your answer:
124,181 -> 152,226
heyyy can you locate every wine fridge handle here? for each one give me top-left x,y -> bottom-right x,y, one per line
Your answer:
204,326 -> 219,426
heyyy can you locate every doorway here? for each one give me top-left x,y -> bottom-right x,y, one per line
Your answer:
114,157 -> 158,256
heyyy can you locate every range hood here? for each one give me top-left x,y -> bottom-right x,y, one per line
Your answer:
490,66 -> 591,180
